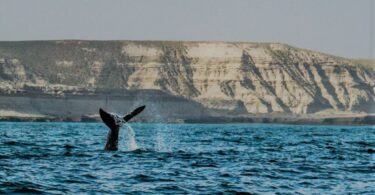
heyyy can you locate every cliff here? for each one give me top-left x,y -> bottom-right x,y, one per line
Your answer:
0,40 -> 374,124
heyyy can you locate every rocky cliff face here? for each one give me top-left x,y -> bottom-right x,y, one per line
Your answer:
0,40 -> 374,122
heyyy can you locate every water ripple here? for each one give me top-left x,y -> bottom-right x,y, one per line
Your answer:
0,122 -> 374,194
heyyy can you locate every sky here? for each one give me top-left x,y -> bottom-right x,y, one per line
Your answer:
0,0 -> 373,59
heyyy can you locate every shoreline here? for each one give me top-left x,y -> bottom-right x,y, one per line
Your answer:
1,115 -> 374,125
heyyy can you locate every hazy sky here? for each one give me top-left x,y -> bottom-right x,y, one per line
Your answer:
0,0 -> 373,58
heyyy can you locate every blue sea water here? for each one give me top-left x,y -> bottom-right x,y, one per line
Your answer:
0,122 -> 374,194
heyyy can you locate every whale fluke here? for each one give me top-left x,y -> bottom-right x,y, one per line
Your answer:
99,105 -> 146,151
124,105 -> 145,122
99,108 -> 117,130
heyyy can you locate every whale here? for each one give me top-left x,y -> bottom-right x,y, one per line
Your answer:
99,105 -> 145,151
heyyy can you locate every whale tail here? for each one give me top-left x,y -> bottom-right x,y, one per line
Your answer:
99,105 -> 146,129
123,105 -> 146,122
100,106 -> 145,151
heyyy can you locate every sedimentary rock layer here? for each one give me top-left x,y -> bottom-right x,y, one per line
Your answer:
0,40 -> 373,123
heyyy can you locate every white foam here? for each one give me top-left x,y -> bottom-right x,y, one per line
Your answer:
123,123 -> 139,151
156,129 -> 169,152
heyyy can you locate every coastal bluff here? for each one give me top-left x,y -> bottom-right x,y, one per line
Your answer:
0,40 -> 374,124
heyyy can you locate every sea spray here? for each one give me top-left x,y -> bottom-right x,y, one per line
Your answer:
139,102 -> 173,152
156,125 -> 170,152
147,103 -> 172,152
123,123 -> 138,151
129,99 -> 179,152
155,123 -> 179,152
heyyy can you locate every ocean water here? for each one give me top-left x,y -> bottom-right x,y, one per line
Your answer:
0,122 -> 374,194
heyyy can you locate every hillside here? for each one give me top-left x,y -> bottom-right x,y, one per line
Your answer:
0,40 -> 374,124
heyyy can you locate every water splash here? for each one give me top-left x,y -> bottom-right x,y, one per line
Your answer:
129,100 -> 178,152
123,123 -> 138,151
154,124 -> 178,152
138,102 -> 171,152
156,128 -> 169,152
